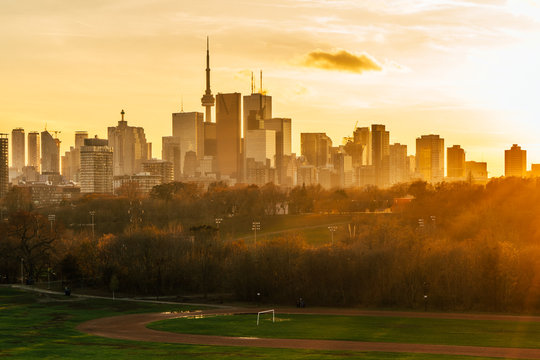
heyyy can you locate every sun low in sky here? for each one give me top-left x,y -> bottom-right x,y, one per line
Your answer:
1,0 -> 540,176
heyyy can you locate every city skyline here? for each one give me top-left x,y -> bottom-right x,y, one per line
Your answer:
2,0 -> 540,176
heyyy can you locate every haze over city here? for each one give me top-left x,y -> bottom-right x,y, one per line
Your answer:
2,0 -> 540,176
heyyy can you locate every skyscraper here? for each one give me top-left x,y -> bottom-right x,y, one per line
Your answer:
245,129 -> 276,167
447,145 -> 466,179
201,37 -> 215,123
172,111 -> 204,175
80,137 -> 113,194
371,124 -> 390,187
27,131 -> 40,172
265,118 -> 292,185
62,131 -> 88,182
11,128 -> 25,172
107,110 -> 149,176
416,134 -> 444,183
162,136 -> 181,181
41,130 -> 60,174
0,134 -> 8,198
216,93 -> 241,178
505,144 -> 526,177
389,143 -> 408,185
243,92 -> 272,134
300,133 -> 332,168
264,118 -> 292,158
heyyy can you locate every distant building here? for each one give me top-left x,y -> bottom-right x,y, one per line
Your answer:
80,137 -> 113,194
244,92 -> 272,133
372,124 -> 390,188
505,144 -> 526,177
11,128 -> 25,172
447,145 -> 466,180
389,143 -> 408,185
265,118 -> 292,185
107,110 -> 149,176
297,165 -> 317,186
183,151 -> 198,177
142,159 -> 173,184
114,173 -> 162,194
14,182 -> 80,208
162,136 -> 181,181
245,129 -> 276,167
301,133 -> 332,168
27,131 -> 40,172
172,111 -> 204,175
62,131 -> 88,182
531,164 -> 540,177
216,93 -> 242,179
416,134 -> 444,183
0,134 -> 8,198
41,130 -> 60,174
465,161 -> 488,185
203,122 -> 217,158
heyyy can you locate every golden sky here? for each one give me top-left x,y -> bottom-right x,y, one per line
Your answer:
2,0 -> 540,176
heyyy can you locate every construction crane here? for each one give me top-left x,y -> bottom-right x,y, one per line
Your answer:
342,120 -> 359,145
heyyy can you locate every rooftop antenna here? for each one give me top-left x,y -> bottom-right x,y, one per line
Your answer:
260,70 -> 263,94
251,71 -> 254,94
181,96 -> 184,112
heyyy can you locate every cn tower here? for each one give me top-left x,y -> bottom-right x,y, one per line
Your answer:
201,36 -> 215,123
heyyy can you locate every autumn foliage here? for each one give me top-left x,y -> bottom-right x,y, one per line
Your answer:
4,178 -> 540,311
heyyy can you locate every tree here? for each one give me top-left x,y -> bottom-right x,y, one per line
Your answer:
5,212 -> 57,282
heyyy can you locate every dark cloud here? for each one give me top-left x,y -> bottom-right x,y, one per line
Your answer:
302,49 -> 382,73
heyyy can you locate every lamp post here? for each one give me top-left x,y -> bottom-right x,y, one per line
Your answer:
48,214 -> 56,233
328,225 -> 337,245
215,217 -> 222,229
20,258 -> 24,285
252,221 -> 261,245
89,211 -> 96,240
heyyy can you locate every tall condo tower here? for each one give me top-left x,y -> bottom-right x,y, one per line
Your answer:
201,37 -> 215,123
11,128 -> 25,172
0,134 -> 8,198
27,131 -> 40,172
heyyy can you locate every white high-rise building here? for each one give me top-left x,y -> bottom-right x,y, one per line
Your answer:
80,137 -> 113,193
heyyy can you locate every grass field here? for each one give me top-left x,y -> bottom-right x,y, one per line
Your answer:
0,286 -> 524,359
225,213 -> 353,245
149,313 -> 540,349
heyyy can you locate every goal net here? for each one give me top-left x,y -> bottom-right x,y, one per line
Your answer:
256,309 -> 275,326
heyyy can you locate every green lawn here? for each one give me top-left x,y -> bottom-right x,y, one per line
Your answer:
149,313 -> 540,349
226,214 -> 353,245
0,286 -> 519,359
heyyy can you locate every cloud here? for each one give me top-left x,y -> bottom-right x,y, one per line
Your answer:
301,49 -> 382,73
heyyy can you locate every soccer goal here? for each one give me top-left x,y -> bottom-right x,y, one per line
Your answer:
256,309 -> 275,326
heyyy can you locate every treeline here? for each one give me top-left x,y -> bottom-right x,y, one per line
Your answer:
3,178 -> 540,312
4,181 -> 403,237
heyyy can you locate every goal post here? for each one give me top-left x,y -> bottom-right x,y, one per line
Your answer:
256,309 -> 275,326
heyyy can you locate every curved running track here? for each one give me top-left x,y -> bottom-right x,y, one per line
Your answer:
77,308 -> 540,359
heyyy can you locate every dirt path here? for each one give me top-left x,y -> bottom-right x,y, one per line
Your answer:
77,308 -> 540,359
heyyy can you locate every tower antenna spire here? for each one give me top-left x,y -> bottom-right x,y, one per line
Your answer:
260,70 -> 263,94
201,36 -> 215,122
251,71 -> 254,94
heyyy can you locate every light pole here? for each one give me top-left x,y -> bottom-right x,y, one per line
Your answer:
89,211 -> 96,240
328,225 -> 337,245
20,258 -> 24,285
48,214 -> 56,232
252,221 -> 261,245
215,217 -> 222,229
